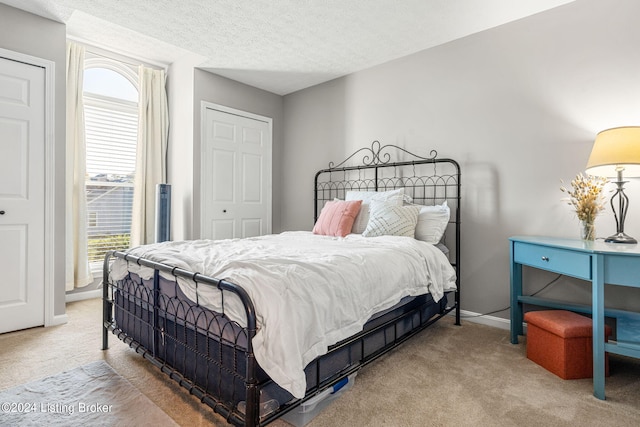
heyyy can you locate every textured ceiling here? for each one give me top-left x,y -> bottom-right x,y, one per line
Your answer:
1,0 -> 575,95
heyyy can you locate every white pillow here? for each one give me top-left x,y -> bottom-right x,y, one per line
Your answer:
414,201 -> 450,244
345,188 -> 405,234
362,201 -> 420,238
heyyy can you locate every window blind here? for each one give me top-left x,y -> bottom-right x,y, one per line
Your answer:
84,94 -> 138,264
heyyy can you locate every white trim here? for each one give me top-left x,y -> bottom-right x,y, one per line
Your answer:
0,47 -> 59,328
44,58 -> 56,327
454,309 -> 529,335
455,309 -> 511,330
202,102 -> 273,125
47,313 -> 69,327
66,289 -> 103,303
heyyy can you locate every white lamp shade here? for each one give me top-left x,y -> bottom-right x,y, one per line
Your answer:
586,126 -> 640,177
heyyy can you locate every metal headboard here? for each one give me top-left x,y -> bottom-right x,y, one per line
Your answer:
314,141 -> 461,321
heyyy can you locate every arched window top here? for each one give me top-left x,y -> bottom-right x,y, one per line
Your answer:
84,57 -> 138,102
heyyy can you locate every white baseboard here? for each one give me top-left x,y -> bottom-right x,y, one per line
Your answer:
46,313 -> 68,327
448,309 -> 509,330
459,309 -> 510,330
452,309 -> 527,334
65,289 -> 102,303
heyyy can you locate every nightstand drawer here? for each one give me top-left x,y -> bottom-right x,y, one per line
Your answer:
513,242 -> 592,280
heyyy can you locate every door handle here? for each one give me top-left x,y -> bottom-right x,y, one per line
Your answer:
0,210 -> 5,215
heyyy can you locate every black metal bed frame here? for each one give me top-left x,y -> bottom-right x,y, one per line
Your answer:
102,141 -> 461,427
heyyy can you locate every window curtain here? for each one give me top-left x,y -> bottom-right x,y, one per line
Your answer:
65,41 -> 93,290
130,66 -> 169,247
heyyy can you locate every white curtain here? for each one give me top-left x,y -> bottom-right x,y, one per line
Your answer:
130,65 -> 169,247
65,42 -> 93,290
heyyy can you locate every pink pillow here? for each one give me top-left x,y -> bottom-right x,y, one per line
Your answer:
313,200 -> 363,237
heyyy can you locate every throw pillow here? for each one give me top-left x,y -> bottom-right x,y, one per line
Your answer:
312,199 -> 363,237
362,201 -> 420,238
345,188 -> 405,234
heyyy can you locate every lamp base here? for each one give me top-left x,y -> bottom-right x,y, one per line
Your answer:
605,232 -> 637,244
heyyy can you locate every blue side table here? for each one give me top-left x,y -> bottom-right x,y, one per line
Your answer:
510,236 -> 640,400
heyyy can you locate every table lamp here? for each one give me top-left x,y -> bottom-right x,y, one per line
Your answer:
585,126 -> 640,243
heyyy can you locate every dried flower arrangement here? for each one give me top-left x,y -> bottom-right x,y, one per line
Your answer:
560,173 -> 608,240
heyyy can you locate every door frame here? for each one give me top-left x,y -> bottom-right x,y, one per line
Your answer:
199,102 -> 273,239
0,47 -> 59,327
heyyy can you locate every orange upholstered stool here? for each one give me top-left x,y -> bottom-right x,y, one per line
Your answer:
524,310 -> 611,380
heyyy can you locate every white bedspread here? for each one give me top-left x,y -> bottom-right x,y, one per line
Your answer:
110,231 -> 456,398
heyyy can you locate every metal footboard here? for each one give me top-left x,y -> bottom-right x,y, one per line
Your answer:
102,250 -> 261,426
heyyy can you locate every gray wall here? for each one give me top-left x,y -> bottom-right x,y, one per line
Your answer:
282,0 -> 640,318
0,4 -> 67,317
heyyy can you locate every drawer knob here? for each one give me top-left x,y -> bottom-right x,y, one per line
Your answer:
541,256 -> 549,262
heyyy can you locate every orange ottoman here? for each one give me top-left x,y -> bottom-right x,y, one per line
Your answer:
524,310 -> 611,379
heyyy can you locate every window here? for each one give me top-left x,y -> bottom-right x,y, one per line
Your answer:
83,58 -> 138,265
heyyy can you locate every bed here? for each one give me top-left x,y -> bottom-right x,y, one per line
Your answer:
102,141 -> 461,426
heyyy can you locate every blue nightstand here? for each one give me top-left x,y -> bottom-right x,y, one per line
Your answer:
510,236 -> 640,400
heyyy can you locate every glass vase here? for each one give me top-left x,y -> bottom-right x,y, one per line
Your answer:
580,220 -> 596,241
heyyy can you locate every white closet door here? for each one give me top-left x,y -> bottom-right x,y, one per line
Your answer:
0,56 -> 46,333
201,104 -> 272,240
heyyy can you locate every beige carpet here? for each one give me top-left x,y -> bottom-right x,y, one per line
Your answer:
0,360 -> 177,426
307,318 -> 640,427
1,298 -> 639,426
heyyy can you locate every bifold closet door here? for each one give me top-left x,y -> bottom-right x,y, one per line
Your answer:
201,105 -> 272,240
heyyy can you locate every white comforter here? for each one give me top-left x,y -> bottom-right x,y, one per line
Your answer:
110,231 -> 456,398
